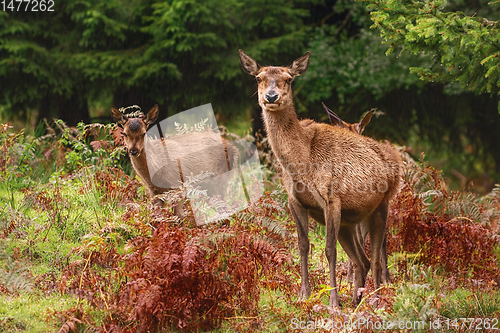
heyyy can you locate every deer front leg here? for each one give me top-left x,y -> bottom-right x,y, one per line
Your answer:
325,199 -> 342,308
381,235 -> 391,284
289,200 -> 310,301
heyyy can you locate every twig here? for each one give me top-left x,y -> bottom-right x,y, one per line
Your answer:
335,11 -> 352,38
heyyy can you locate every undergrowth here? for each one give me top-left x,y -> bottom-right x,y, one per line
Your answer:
0,120 -> 499,332
54,190 -> 298,332
387,153 -> 500,282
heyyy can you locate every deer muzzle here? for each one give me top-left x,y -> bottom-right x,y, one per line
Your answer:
263,91 -> 281,110
265,92 -> 279,103
129,149 -> 140,157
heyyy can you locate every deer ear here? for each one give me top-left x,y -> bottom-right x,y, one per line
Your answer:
357,110 -> 374,134
239,49 -> 261,76
289,51 -> 310,77
322,102 -> 345,128
111,106 -> 128,126
144,105 -> 159,126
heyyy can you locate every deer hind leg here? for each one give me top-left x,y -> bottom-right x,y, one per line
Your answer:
368,201 -> 389,302
381,235 -> 391,284
324,200 -> 342,308
289,200 -> 311,301
357,215 -> 391,285
338,224 -> 370,305
346,221 -> 368,283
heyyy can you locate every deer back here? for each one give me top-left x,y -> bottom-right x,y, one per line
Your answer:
144,131 -> 239,191
279,122 -> 402,221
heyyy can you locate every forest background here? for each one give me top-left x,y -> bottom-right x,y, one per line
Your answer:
1,0 -> 500,193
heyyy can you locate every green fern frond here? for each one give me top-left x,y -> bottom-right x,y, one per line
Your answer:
0,249 -> 33,293
258,216 -> 287,239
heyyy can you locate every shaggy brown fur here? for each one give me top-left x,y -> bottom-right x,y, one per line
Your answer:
239,50 -> 402,307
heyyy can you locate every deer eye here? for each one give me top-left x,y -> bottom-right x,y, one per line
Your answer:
256,77 -> 262,83
286,77 -> 293,84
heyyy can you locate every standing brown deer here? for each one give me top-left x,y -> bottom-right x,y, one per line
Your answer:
239,50 -> 402,307
320,103 -> 391,284
111,105 -> 239,218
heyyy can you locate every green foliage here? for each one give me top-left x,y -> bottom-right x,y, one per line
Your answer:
297,0 -> 432,108
0,242 -> 33,293
141,0 -> 314,112
360,0 -> 500,103
384,266 -> 441,328
299,26 -> 430,105
0,0 -> 315,120
440,288 -> 500,319
33,118 -> 129,175
0,124 -> 37,210
57,120 -> 126,171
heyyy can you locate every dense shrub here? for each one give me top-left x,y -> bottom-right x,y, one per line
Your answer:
387,155 -> 500,281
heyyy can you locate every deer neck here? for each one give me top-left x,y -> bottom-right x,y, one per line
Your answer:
130,150 -> 152,184
262,106 -> 310,172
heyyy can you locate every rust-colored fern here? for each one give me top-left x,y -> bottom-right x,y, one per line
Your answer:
387,161 -> 500,281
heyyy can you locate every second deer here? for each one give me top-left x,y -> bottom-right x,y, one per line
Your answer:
319,103 -> 391,284
239,50 -> 402,307
299,103 -> 374,135
111,105 -> 239,219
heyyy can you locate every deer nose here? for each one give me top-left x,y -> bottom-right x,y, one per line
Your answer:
265,93 -> 279,103
129,149 -> 139,156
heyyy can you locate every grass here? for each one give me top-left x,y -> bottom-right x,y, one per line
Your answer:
0,294 -> 78,332
440,288 -> 500,319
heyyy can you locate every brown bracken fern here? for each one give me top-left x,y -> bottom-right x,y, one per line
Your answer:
387,158 -> 500,281
56,187 -> 296,332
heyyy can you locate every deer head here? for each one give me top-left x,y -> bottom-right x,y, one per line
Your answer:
110,105 -> 159,157
239,50 -> 310,112
322,102 -> 374,135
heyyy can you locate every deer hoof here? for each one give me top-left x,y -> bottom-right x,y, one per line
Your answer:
298,287 -> 311,301
382,270 -> 391,285
329,292 -> 341,309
